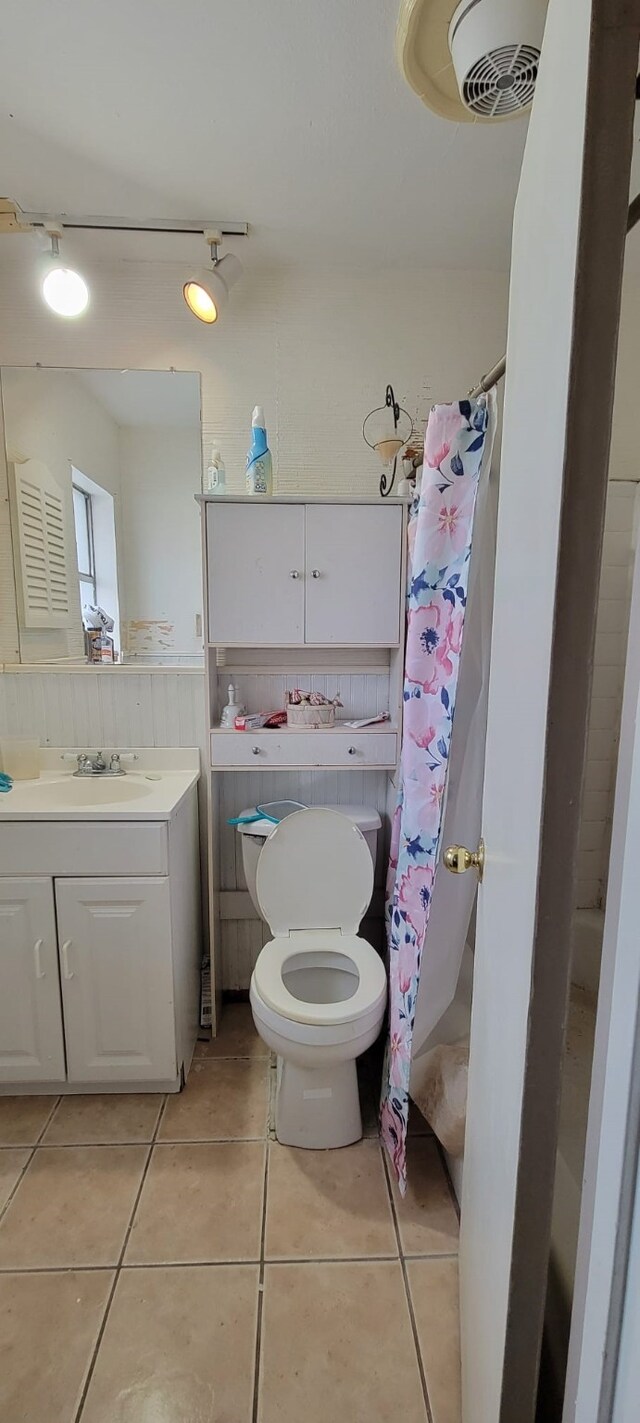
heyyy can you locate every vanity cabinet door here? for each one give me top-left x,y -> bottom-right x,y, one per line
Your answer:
55,878 -> 177,1084
304,504 -> 403,645
0,878 -> 66,1083
207,503 -> 305,645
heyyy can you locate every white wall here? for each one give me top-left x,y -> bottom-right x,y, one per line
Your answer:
1,366 -> 122,661
118,424 -> 203,658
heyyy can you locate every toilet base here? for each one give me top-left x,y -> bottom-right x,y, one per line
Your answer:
274,1054 -> 363,1149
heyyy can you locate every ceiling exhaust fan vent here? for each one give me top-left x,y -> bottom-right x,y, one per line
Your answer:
449,0 -> 546,119
462,41 -> 539,116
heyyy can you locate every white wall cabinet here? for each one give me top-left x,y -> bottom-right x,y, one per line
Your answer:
55,878 -> 177,1085
206,499 -> 403,647
207,503 -> 305,645
0,878 -> 66,1084
304,504 -> 402,645
0,788 -> 201,1093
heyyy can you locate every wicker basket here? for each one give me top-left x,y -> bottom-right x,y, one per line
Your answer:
286,703 -> 336,729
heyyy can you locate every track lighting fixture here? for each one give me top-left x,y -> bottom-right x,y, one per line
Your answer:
0,203 -> 248,322
182,230 -> 243,324
41,227 -> 89,317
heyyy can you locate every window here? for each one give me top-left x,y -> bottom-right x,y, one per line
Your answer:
72,483 -> 97,609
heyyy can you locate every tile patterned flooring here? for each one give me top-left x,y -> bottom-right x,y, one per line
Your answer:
0,1004 -> 461,1423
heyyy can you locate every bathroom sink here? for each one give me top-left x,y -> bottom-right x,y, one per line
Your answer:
16,776 -> 155,808
0,750 -> 200,822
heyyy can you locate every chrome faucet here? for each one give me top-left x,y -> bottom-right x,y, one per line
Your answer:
62,751 -> 137,777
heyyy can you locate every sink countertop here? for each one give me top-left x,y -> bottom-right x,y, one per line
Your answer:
0,748 -> 200,822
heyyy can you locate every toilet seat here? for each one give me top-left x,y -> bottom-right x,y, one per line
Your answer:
253,931 -> 387,1028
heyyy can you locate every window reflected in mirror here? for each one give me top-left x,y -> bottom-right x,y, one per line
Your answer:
1,367 -> 203,666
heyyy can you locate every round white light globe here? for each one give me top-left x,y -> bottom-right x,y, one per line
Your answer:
42,265 -> 89,317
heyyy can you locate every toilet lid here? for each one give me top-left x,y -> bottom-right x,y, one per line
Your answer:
255,808 -> 374,935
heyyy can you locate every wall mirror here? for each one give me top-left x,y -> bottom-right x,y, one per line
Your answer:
1,366 -> 203,666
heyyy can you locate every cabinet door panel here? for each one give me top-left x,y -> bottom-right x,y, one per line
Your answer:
305,504 -> 403,644
0,878 -> 66,1083
55,878 -> 176,1084
207,503 -> 305,644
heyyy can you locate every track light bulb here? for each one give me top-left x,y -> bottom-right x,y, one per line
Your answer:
41,232 -> 89,317
183,234 -> 242,323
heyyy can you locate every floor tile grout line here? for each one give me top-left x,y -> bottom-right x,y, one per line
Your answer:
380,1143 -> 435,1423
251,1139 -> 271,1423
0,1251 -> 456,1274
0,1096 -> 61,1227
73,1096 -> 166,1423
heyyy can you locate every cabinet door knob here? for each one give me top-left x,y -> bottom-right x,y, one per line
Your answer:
61,940 -> 74,979
311,569 -> 321,579
251,746 -> 261,755
347,746 -> 358,755
289,570 -> 300,579
33,939 -> 45,980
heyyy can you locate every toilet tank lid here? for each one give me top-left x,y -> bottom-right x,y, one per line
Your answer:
236,803 -> 381,838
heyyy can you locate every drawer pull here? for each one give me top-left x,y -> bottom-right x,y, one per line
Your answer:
289,570 -> 300,579
251,746 -> 261,756
33,939 -> 45,980
347,746 -> 358,756
311,569 -> 321,579
61,940 -> 74,979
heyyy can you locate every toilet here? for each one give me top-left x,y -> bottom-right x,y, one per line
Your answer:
237,805 -> 387,1148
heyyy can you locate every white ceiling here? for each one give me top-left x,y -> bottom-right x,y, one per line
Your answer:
75,369 -> 201,427
0,0 -> 535,272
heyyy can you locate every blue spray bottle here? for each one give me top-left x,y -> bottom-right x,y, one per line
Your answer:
245,405 -> 273,495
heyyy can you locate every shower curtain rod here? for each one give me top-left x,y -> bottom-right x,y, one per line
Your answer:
469,191 -> 640,399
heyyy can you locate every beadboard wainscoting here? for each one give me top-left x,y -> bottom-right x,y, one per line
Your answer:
0,669 -> 205,748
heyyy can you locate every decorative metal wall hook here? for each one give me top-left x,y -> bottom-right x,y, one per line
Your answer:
362,384 -> 413,498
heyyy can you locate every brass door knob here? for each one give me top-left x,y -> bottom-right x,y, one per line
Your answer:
443,839 -> 485,882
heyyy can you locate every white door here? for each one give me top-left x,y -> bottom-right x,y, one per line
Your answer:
304,503 -> 402,645
456,2 -> 638,1421
55,877 -> 177,1083
0,877 -> 66,1083
207,502 -> 305,645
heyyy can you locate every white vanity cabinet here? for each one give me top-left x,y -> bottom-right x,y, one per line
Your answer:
55,878 -> 177,1084
0,878 -> 66,1084
0,778 -> 201,1093
206,499 -> 403,647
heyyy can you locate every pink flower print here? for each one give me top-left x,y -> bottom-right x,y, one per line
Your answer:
426,440 -> 450,470
389,1028 -> 411,1091
398,862 -> 434,934
436,605 -> 464,680
424,405 -> 465,468
405,601 -> 447,693
401,725 -> 434,782
407,775 -> 446,842
397,938 -> 415,995
418,481 -> 476,566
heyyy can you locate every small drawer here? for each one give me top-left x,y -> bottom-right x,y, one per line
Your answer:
211,729 -> 397,770
0,821 -> 168,877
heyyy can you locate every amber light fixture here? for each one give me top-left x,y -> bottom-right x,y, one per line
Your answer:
183,230 -> 243,324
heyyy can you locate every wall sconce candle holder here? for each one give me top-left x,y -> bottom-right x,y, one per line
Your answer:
362,384 -> 413,498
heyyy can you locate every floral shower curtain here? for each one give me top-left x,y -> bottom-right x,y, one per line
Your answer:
380,396 -> 494,1194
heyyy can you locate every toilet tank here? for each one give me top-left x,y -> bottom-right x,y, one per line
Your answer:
237,804 -> 381,918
